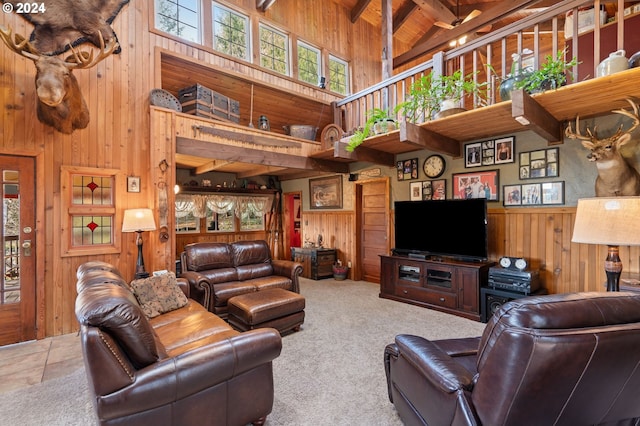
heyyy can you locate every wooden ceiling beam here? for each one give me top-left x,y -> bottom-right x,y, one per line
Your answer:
177,137 -> 350,174
194,160 -> 234,175
351,0 -> 372,23
411,0 -> 456,24
393,1 -> 419,34
237,166 -> 287,179
395,0 -> 542,67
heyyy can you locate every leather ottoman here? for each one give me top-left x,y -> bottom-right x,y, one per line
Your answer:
227,288 -> 305,335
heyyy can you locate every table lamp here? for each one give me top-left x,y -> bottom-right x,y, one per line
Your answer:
122,208 -> 156,279
571,197 -> 640,291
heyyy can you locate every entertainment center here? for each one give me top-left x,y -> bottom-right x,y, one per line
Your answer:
380,255 -> 493,321
381,198 -> 493,321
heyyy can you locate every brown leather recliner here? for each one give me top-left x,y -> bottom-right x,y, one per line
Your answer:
384,291 -> 640,425
180,240 -> 303,318
75,261 -> 282,426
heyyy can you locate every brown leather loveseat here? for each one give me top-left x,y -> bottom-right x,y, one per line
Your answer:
75,261 -> 282,426
384,291 -> 640,425
180,240 -> 303,318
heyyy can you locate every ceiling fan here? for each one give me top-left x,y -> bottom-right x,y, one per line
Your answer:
434,0 -> 485,31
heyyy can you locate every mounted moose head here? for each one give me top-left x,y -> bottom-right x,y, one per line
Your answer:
0,26 -> 118,134
565,99 -> 640,197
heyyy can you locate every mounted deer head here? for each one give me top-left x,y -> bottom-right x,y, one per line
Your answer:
566,99 -> 640,196
0,26 -> 118,134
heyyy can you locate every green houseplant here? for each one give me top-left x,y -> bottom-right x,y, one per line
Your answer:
345,107 -> 397,152
397,70 -> 487,123
514,50 -> 579,93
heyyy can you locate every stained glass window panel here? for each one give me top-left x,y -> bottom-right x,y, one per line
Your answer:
71,216 -> 113,246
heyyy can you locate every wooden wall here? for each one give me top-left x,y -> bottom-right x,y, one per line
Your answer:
0,0 -> 385,337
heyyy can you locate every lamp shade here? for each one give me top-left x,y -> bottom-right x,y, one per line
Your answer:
572,197 -> 640,246
122,208 -> 157,233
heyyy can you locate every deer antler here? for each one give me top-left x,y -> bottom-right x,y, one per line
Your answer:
65,31 -> 119,69
0,26 -> 40,61
565,114 -> 598,141
566,98 -> 639,142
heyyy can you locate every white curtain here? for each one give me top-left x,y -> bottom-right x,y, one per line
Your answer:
175,194 -> 272,218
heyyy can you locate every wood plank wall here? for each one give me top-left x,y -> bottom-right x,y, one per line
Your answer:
0,0 -> 386,337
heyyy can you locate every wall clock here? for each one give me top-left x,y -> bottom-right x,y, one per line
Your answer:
423,154 -> 446,178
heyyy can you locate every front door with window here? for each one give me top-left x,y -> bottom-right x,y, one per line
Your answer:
0,156 -> 36,346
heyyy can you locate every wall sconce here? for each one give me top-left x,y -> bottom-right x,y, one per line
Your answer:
572,197 -> 640,291
122,208 -> 157,279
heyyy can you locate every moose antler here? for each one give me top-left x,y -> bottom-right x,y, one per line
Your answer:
65,31 -> 119,69
566,98 -> 640,142
0,26 -> 40,60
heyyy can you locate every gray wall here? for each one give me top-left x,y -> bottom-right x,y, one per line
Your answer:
282,111 -> 640,209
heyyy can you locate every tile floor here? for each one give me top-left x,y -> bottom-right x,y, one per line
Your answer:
0,333 -> 83,393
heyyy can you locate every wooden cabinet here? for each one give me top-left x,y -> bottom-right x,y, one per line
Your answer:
291,247 -> 337,280
380,255 -> 494,321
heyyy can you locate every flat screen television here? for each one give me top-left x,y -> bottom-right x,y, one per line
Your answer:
393,199 -> 488,261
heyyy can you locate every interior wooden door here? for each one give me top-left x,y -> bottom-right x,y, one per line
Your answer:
356,178 -> 390,283
0,156 -> 36,346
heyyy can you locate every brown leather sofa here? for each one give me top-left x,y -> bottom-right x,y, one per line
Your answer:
384,291 -> 640,425
180,240 -> 303,318
75,261 -> 282,426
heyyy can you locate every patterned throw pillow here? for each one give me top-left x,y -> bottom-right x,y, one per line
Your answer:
130,272 -> 188,318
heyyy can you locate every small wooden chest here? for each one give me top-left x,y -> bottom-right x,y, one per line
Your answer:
178,84 -> 240,123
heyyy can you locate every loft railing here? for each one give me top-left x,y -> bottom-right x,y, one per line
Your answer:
334,0 -> 631,134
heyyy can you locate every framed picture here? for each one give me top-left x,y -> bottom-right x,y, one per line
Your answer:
503,184 -> 522,206
421,181 -> 431,200
452,170 -> 499,201
522,183 -> 542,205
464,142 -> 483,168
431,179 -> 447,200
482,140 -> 495,166
519,148 -> 559,179
127,176 -> 140,193
494,136 -> 515,164
542,181 -> 565,205
397,158 -> 419,180
309,175 -> 343,209
410,181 -> 423,200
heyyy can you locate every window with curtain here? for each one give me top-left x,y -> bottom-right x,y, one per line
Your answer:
175,194 -> 271,233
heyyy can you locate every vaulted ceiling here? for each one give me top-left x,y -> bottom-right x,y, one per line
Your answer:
332,0 -> 564,66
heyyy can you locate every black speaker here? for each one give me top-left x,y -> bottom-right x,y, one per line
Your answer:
480,287 -> 519,323
348,173 -> 358,181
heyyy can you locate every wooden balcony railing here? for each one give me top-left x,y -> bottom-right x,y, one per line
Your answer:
333,0 -> 634,135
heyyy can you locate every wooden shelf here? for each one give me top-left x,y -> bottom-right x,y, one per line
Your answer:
178,186 -> 278,195
312,67 -> 640,163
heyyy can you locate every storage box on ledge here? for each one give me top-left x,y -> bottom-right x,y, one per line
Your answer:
178,84 -> 240,123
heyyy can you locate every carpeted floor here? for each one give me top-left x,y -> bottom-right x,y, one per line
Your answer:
0,277 -> 486,425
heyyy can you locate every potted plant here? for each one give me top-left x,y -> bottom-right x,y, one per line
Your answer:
396,70 -> 487,122
345,107 -> 396,152
514,49 -> 579,93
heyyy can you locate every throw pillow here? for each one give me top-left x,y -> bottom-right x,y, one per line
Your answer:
130,272 -> 188,318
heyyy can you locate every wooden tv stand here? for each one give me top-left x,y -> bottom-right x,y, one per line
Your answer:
380,255 -> 494,321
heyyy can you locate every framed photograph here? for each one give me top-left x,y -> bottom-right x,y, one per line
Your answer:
464,142 -> 482,168
494,136 -> 515,164
522,183 -> 542,205
452,170 -> 499,201
503,184 -> 522,206
431,179 -> 447,200
397,158 -> 419,180
127,176 -> 140,193
520,148 -> 559,179
309,175 -> 343,209
542,181 -> 565,205
410,181 -> 423,201
421,181 -> 431,200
